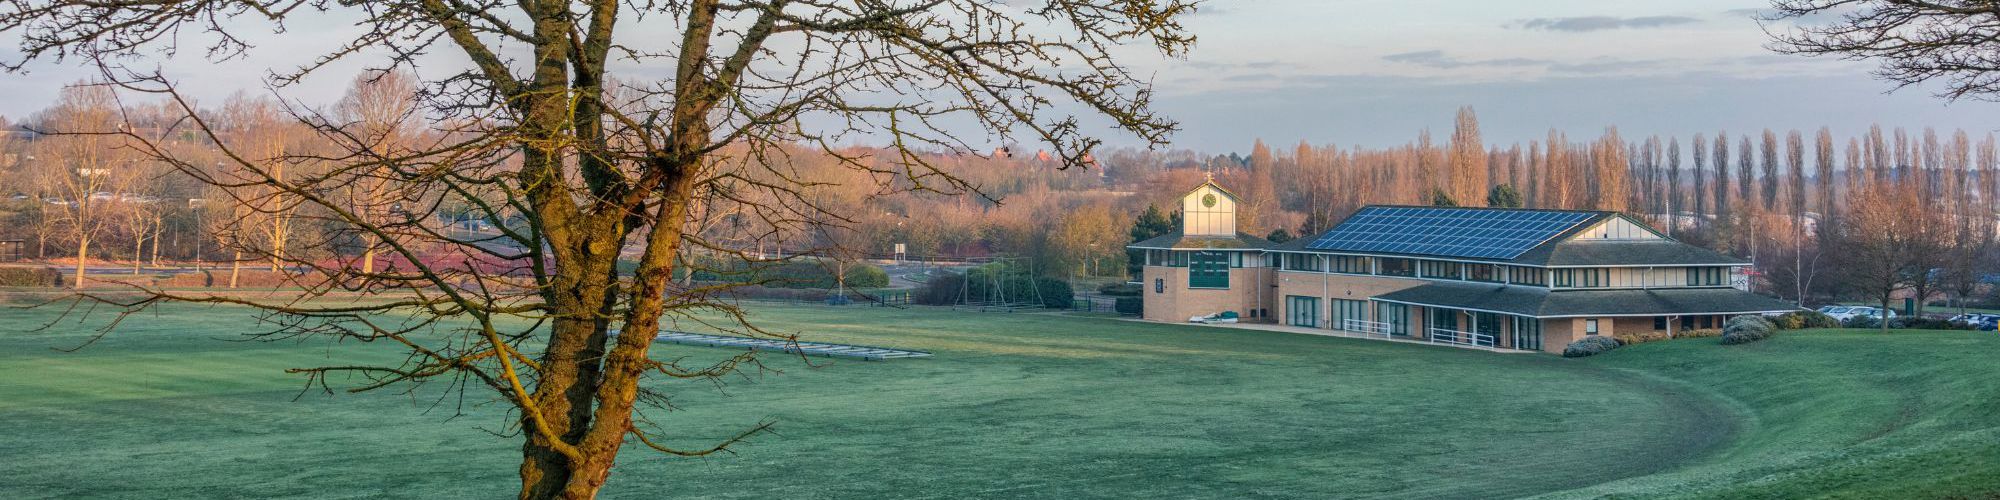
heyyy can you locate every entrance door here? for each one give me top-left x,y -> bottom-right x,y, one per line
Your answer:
1286,296 -> 1319,328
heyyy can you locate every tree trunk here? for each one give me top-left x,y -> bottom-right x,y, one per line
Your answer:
1881,295 -> 1893,333
73,237 -> 88,289
229,250 -> 242,289
134,237 -> 143,275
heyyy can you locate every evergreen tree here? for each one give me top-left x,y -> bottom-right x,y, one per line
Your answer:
1486,184 -> 1523,208
1265,228 -> 1295,243
1427,188 -> 1458,207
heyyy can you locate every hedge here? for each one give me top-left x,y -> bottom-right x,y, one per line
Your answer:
1113,297 -> 1142,316
0,267 -> 61,287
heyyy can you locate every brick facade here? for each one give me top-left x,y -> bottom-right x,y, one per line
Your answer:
1141,265 -> 1276,323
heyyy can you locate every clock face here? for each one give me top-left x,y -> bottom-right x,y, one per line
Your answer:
1202,193 -> 1217,208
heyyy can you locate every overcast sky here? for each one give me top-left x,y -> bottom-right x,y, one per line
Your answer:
1,0 -> 1992,153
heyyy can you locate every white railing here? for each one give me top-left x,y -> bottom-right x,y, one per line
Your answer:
1427,327 -> 1496,349
1342,319 -> 1393,339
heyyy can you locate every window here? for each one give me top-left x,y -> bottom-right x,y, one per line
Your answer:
1557,268 -> 1608,288
1467,263 -> 1500,283
1420,260 -> 1463,280
1585,319 -> 1600,335
1686,266 -> 1726,286
1378,258 -> 1415,277
1512,316 -> 1543,351
1281,253 -> 1323,272
1154,278 -> 1164,294
1189,251 -> 1230,288
1508,266 -> 1547,286
1700,315 -> 1714,329
1377,302 -> 1410,336
1654,316 -> 1668,331
1580,268 -> 1606,287
1332,255 -> 1371,274
1332,299 -> 1368,331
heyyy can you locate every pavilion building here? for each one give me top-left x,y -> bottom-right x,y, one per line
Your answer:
1129,179 -> 1799,353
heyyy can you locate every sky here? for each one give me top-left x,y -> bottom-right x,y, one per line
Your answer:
1,0 -> 1993,153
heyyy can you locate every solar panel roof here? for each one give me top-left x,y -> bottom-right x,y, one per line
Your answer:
1304,206 -> 1601,260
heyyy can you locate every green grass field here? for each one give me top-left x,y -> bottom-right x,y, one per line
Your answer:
2,303 -> 1996,499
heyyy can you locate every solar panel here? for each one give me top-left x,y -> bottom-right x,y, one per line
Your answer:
1304,206 -> 1599,260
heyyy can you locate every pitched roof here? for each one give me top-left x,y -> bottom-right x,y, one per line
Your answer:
1128,231 -> 1273,250
1301,205 -> 1612,261
1372,281 -> 1800,318
1179,176 -> 1242,204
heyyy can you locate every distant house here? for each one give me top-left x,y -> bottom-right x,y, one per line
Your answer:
1130,179 -> 1797,353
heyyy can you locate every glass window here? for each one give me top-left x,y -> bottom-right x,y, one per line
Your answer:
1509,266 -> 1547,286
1512,316 -> 1543,351
1378,258 -> 1415,277
1553,269 -> 1573,287
1333,255 -> 1371,274
1377,302 -> 1410,336
1420,260 -> 1462,279
1654,316 -> 1668,330
1585,319 -> 1600,335
1467,264 -> 1500,283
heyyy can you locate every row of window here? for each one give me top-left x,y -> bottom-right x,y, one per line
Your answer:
1283,295 -> 1544,350
1279,253 -> 1552,287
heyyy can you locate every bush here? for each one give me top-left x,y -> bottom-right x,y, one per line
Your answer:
842,265 -> 889,289
1842,315 -> 1883,329
1721,315 -> 1778,345
1678,328 -> 1723,339
1114,297 -> 1143,316
1897,318 -> 1978,330
1613,331 -> 1672,346
0,267 -> 61,287
1772,310 -> 1838,330
1097,282 -> 1142,297
1563,336 -> 1622,358
1035,278 -> 1075,309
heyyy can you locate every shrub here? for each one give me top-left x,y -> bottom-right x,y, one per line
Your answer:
1097,282 -> 1142,297
1773,310 -> 1837,330
1842,315 -> 1883,329
1898,318 -> 1977,330
0,267 -> 61,287
1563,336 -> 1622,358
1721,315 -> 1777,345
1114,297 -> 1143,316
1613,331 -> 1672,346
1035,278 -> 1075,309
1678,328 -> 1723,339
842,265 -> 889,289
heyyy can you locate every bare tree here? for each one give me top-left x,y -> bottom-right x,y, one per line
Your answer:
33,84 -> 129,288
1448,106 -> 1485,205
1770,0 -> 2000,100
1830,183 -> 1923,332
1714,131 -> 1732,219
2,1 -> 1195,497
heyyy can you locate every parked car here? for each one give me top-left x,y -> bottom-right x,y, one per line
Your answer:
1820,305 -> 1896,322
1947,313 -> 2000,331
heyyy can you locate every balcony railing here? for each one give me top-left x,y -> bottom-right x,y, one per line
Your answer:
1342,319 -> 1393,339
1427,327 -> 1496,349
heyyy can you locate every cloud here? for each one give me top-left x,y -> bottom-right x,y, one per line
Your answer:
1512,15 -> 1702,32
1381,50 -> 1549,69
